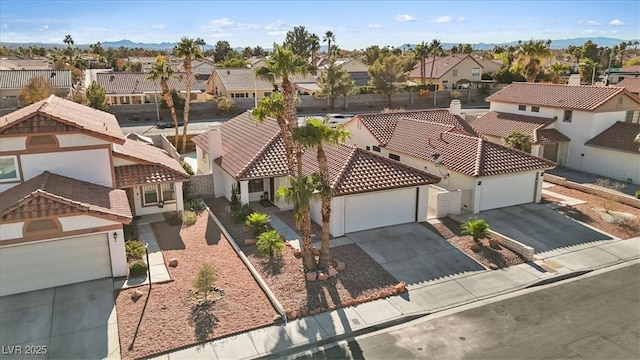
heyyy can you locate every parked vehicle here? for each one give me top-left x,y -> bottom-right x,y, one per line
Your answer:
326,113 -> 353,128
156,120 -> 185,129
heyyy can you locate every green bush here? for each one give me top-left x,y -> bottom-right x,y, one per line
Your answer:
461,218 -> 490,244
635,189 -> 640,199
192,263 -> 217,300
245,212 -> 270,235
257,230 -> 284,258
123,223 -> 139,241
129,260 -> 147,277
230,184 -> 241,211
185,198 -> 206,213
231,204 -> 252,223
182,210 -> 198,226
125,240 -> 145,262
181,161 -> 194,175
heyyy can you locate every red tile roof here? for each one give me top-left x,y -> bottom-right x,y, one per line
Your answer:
485,82 -> 640,111
0,95 -> 125,143
352,109 -> 476,144
381,118 -> 555,177
0,171 -> 132,223
535,129 -> 570,144
585,121 -> 640,154
472,111 -> 569,144
191,132 -> 209,151
617,78 -> 640,94
96,72 -> 202,94
113,139 -> 190,187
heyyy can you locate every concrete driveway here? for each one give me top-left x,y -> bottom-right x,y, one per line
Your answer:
460,203 -> 614,254
0,278 -> 119,359
346,223 -> 485,288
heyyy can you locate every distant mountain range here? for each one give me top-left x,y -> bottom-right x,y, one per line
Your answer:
1,37 -> 637,51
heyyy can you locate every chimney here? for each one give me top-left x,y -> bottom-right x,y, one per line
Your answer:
449,99 -> 461,116
208,129 -> 223,160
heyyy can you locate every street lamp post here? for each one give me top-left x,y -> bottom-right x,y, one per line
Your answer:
144,242 -> 151,289
247,64 -> 258,108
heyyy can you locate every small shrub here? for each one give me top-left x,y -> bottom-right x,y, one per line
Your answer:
635,189 -> 640,199
461,218 -> 490,244
129,260 -> 147,277
181,161 -> 194,175
230,184 -> 241,211
165,211 -> 183,226
182,210 -> 198,226
192,263 -> 217,301
257,230 -> 284,258
231,204 -> 252,223
123,223 -> 139,241
125,240 -> 145,262
185,198 -> 206,213
245,212 -> 270,235
595,178 -> 626,192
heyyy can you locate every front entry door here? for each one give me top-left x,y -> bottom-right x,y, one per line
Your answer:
269,177 -> 275,201
543,143 -> 558,162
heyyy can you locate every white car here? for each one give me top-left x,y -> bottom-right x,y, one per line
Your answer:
326,113 -> 353,128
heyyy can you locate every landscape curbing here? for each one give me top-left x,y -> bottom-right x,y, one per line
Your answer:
544,173 -> 640,209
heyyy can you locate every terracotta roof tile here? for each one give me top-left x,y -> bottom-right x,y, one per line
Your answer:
191,132 -> 209,151
0,171 -> 132,222
617,78 -> 640,94
352,109 -> 476,144
409,54 -> 480,80
382,118 -> 555,177
113,139 -> 190,184
585,121 -> 640,154
96,72 -> 202,94
213,68 -> 274,91
0,70 -> 71,89
472,111 -> 554,138
485,82 -> 638,111
535,128 -> 570,144
0,95 -> 125,142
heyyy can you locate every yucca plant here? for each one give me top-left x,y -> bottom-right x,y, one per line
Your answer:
257,230 -> 284,258
245,212 -> 270,235
461,218 -> 490,244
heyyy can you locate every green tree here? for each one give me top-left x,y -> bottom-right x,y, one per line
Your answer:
460,218 -> 490,245
413,41 -> 429,85
192,263 -> 217,301
513,40 -> 551,82
127,61 -> 142,72
428,39 -> 443,83
213,40 -> 233,63
319,59 -> 355,109
148,56 -> 180,148
174,37 -> 203,153
257,230 -> 284,258
323,31 -> 336,58
86,81 -> 109,111
581,40 -> 599,64
578,58 -> 597,84
218,58 -> 249,68
547,62 -> 568,84
368,54 -> 409,106
284,26 -> 312,57
245,212 -> 270,235
90,42 -> 104,56
309,34 -> 320,66
19,76 -> 52,105
161,89 -> 185,113
504,131 -> 532,153
63,34 -> 75,62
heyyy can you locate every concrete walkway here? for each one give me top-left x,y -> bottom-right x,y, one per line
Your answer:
114,214 -> 171,290
154,235 -> 640,359
542,182 -> 587,206
252,202 -> 303,251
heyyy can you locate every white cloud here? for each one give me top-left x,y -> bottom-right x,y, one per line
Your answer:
368,23 -> 382,29
210,18 -> 235,29
609,19 -> 625,26
578,20 -> 601,26
395,14 -> 415,22
151,24 -> 166,30
431,16 -> 452,24
37,24 -> 49,31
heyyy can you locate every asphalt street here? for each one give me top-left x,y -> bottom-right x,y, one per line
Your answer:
288,263 -> 640,360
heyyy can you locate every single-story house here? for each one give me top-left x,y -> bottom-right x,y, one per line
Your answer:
0,69 -> 72,109
96,71 -> 202,105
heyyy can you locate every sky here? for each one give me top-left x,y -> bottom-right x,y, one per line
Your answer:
0,0 -> 638,49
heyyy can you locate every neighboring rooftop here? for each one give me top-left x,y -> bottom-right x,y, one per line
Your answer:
409,54 -> 481,80
472,111 -> 569,144
112,139 -> 190,187
212,67 -> 273,91
0,69 -> 72,89
585,121 -> 640,154
486,82 -> 639,111
96,72 -> 202,94
617,78 -> 640,94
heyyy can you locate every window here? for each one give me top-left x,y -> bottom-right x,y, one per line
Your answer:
25,219 -> 60,233
203,152 -> 208,163
372,145 -> 381,152
366,146 -> 371,151
161,183 -> 175,202
518,105 -> 527,111
532,106 -> 540,113
625,110 -> 640,123
389,153 -> 400,161
452,69 -> 458,77
27,135 -> 58,149
471,68 -> 480,76
563,110 -> 573,123
143,185 -> 159,205
248,179 -> 264,193
0,156 -> 20,182
231,93 -> 246,98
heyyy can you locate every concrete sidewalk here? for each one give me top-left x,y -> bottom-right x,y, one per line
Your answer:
156,235 -> 640,360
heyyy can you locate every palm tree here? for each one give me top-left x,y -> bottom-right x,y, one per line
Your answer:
504,131 -> 532,153
309,34 -> 320,67
323,31 -> 335,58
514,40 -> 551,82
292,118 -> 350,268
63,34 -> 74,47
578,58 -> 597,84
148,57 -> 180,148
460,218 -> 489,245
414,41 -> 429,85
277,175 -> 322,270
173,37 -> 203,153
547,62 -> 568,84
428,39 -> 443,85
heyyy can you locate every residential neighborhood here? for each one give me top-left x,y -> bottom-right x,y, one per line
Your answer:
0,1 -> 639,359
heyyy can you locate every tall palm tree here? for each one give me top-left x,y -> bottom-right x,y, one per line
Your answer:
148,57 -> 180,148
173,37 -> 203,153
428,39 -> 443,85
292,118 -> 349,268
63,34 -> 75,63
309,34 -> 320,67
547,62 -> 568,84
414,41 -> 429,85
578,58 -> 597,84
323,31 -> 335,58
514,40 -> 551,82
277,175 -> 322,270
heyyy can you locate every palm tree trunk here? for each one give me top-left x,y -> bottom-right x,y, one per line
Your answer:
301,205 -> 317,271
429,54 -> 437,83
316,145 -> 332,268
181,58 -> 192,154
421,58 -> 425,85
161,81 -> 179,148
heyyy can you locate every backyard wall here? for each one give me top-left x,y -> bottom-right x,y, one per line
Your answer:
186,174 -> 214,199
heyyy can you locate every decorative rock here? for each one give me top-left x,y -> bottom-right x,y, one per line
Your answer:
394,281 -> 407,294
489,239 -> 501,249
335,261 -> 346,272
244,239 -> 257,246
488,263 -> 499,270
306,272 -> 317,282
470,243 -> 482,252
327,267 -> 339,277
286,310 -> 298,320
318,272 -> 330,281
309,307 -> 322,315
332,258 -> 339,267
131,289 -> 143,302
273,314 -> 282,322
293,250 -> 302,258
168,258 -> 178,268
311,246 -> 320,256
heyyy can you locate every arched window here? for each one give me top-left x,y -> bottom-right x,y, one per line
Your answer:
24,218 -> 62,235
26,135 -> 59,150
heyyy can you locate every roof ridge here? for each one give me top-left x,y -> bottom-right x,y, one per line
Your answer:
473,138 -> 484,177
331,146 -> 358,189
357,147 -> 441,181
237,129 -> 283,179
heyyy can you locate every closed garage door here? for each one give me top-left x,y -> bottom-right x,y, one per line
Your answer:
0,234 -> 112,296
344,188 -> 417,234
479,173 -> 538,211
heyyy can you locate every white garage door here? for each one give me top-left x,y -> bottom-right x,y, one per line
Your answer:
344,188 -> 417,234
479,173 -> 538,211
0,234 -> 112,296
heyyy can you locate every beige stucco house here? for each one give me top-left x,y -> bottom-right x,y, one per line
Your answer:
409,54 -> 484,90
